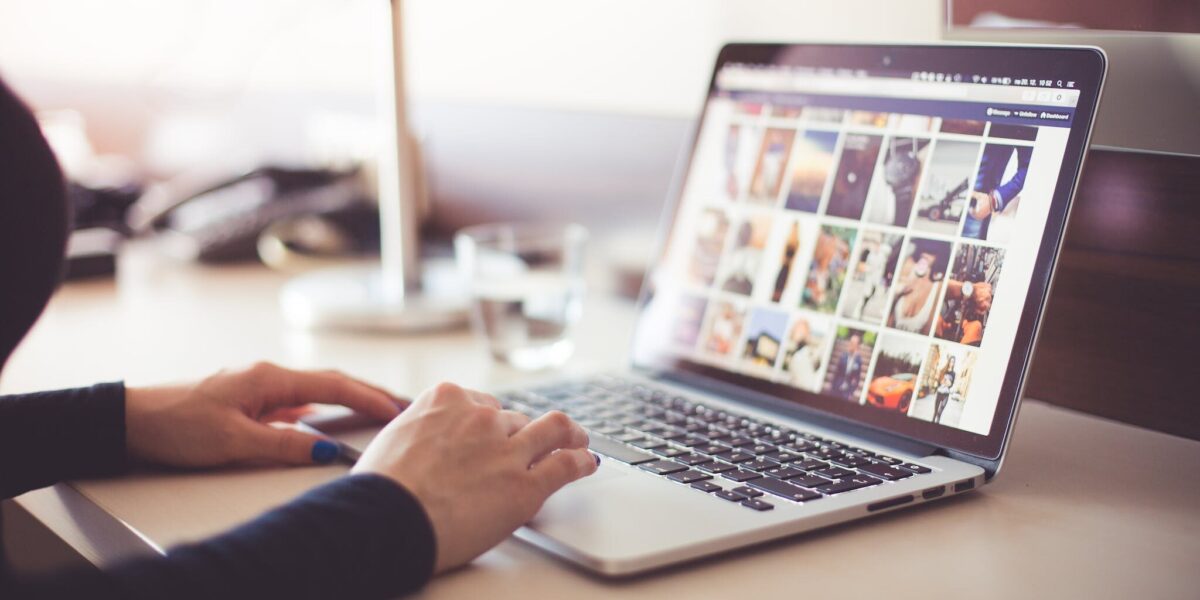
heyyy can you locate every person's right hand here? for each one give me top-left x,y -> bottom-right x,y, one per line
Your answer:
351,382 -> 597,573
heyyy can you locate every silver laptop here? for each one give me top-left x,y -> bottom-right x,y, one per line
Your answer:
327,42 -> 1107,576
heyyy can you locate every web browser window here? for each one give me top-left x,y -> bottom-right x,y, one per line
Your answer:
640,63 -> 1080,436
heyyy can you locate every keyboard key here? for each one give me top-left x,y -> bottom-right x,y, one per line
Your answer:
613,431 -> 644,443
691,480 -> 722,493
814,467 -> 856,480
741,499 -> 775,511
747,443 -> 778,455
897,462 -> 932,474
786,440 -> 820,453
639,460 -> 688,476
830,453 -> 870,468
695,443 -> 731,455
748,476 -> 823,502
763,451 -> 802,463
652,446 -> 691,459
874,455 -> 903,466
714,450 -> 755,464
667,470 -> 712,484
858,463 -> 913,481
816,475 -> 883,495
730,486 -> 763,498
744,457 -> 778,471
725,437 -> 755,447
788,474 -> 833,488
715,489 -> 749,502
679,434 -> 710,447
764,466 -> 806,480
793,458 -> 828,471
722,469 -> 763,483
677,453 -> 713,466
630,437 -> 667,450
697,461 -> 737,474
588,434 -> 658,465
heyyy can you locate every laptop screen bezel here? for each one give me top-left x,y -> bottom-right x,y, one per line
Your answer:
630,43 -> 1106,462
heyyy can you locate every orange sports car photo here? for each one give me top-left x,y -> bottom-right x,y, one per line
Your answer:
866,373 -> 916,412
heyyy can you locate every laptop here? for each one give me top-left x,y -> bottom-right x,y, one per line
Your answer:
321,42 -> 1107,576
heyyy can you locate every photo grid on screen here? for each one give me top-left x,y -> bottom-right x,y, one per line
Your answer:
671,92 -> 1048,434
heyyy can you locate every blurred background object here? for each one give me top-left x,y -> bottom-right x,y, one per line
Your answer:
0,0 -> 1196,436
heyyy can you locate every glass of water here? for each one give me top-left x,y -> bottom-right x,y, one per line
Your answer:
455,222 -> 588,370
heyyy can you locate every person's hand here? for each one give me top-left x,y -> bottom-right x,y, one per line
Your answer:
352,382 -> 597,573
970,191 -> 994,220
125,362 -> 404,468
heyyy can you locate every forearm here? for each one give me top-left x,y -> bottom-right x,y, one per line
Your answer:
3,474 -> 436,600
0,383 -> 128,499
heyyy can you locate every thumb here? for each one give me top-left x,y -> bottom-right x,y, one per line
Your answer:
239,422 -> 342,465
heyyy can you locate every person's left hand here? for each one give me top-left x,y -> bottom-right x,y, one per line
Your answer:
125,362 -> 405,468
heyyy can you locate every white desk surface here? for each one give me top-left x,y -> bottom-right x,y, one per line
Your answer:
5,248 -> 1199,599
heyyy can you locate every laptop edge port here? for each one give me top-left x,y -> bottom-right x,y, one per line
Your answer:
922,486 -> 946,500
953,479 -> 975,493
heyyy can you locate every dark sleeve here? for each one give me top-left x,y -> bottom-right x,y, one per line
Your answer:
3,474 -> 437,600
0,382 -> 128,499
995,145 -> 1034,206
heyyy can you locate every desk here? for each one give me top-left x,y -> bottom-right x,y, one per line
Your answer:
4,247 -> 1199,599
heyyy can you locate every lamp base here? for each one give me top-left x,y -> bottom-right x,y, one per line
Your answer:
280,259 -> 469,332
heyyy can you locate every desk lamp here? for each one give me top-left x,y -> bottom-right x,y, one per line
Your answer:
279,0 -> 468,331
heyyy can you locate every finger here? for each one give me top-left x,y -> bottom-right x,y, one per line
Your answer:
237,421 -> 342,466
463,389 -> 502,409
528,448 -> 598,496
498,409 -> 532,436
259,405 -> 314,424
260,368 -> 402,422
510,411 -> 589,463
316,370 -> 411,411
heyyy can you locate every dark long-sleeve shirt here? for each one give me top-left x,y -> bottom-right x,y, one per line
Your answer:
0,384 -> 437,599
0,76 -> 437,597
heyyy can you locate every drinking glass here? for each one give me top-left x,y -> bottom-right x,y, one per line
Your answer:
454,223 -> 587,370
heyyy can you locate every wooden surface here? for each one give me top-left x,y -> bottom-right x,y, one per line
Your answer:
1025,148 -> 1200,440
4,248 -> 1199,598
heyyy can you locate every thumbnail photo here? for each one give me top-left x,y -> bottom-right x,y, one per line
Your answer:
701,300 -> 747,359
747,128 -> 797,205
913,140 -> 981,236
742,308 -> 790,372
936,244 -> 1005,347
803,107 -> 845,124
941,118 -> 986,137
825,133 -> 883,220
964,143 -> 1032,243
839,230 -> 903,325
717,214 -> 772,296
686,208 -> 730,287
988,123 -> 1038,142
801,225 -> 857,314
671,295 -> 708,348
771,105 -> 803,119
822,326 -> 877,402
767,220 -> 801,303
886,238 -> 952,335
722,125 -> 763,201
781,314 -> 830,392
848,111 -> 889,128
890,114 -> 938,135
910,343 -> 978,427
863,137 -> 931,228
865,334 -> 928,414
784,130 -> 840,213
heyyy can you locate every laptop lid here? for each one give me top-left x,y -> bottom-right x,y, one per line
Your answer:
631,43 -> 1106,469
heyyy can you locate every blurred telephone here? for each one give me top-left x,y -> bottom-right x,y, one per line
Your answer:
130,166 -> 380,263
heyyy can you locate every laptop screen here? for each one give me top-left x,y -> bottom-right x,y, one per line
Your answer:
633,44 -> 1104,460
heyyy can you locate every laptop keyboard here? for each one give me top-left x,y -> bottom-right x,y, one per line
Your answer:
498,376 -> 933,513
